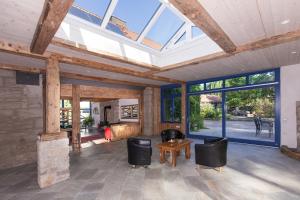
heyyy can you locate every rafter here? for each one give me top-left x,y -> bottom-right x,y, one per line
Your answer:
51,37 -> 160,71
30,0 -> 74,54
0,63 -> 159,88
169,0 -> 236,53
155,28 -> 300,72
55,53 -> 182,83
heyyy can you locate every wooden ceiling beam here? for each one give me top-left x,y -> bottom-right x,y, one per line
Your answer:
55,53 -> 182,84
169,0 -> 236,53
60,72 -> 159,88
51,38 -> 161,71
0,63 -> 159,88
30,0 -> 74,54
155,28 -> 300,73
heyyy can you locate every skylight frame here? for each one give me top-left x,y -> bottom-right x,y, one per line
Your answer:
67,0 -> 209,53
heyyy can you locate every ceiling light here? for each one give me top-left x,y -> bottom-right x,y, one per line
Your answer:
291,51 -> 297,54
281,19 -> 290,25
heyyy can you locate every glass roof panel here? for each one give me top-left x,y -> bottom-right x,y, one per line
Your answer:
175,32 -> 186,45
69,0 -> 111,25
192,26 -> 204,38
107,0 -> 161,41
142,8 -> 184,50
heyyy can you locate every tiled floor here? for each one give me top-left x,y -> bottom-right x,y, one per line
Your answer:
1,137 -> 300,200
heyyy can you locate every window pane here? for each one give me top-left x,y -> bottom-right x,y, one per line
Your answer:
142,8 -> 184,50
189,83 -> 204,92
225,77 -> 246,87
108,0 -> 161,40
174,97 -> 181,122
206,81 -> 223,90
70,0 -> 111,25
189,93 -> 222,137
249,71 -> 275,84
162,87 -> 181,96
192,26 -> 204,38
174,32 -> 186,45
225,87 -> 275,142
163,98 -> 172,121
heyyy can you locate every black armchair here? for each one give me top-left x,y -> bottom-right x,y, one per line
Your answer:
127,137 -> 152,167
161,129 -> 185,142
195,138 -> 228,170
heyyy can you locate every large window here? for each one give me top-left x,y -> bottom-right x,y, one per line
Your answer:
108,0 -> 161,40
161,86 -> 181,122
186,69 -> 280,146
142,8 -> 184,50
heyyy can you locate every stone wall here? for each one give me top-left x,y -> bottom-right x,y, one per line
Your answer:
143,87 -> 154,136
0,69 -> 43,170
100,100 -> 120,123
297,102 -> 300,150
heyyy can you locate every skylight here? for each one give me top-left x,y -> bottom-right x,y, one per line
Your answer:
107,0 -> 161,41
142,8 -> 184,50
67,0 -> 210,53
70,0 -> 111,26
175,31 -> 186,45
192,26 -> 204,38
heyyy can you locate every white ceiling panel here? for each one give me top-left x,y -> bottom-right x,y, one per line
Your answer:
199,0 -> 300,45
156,39 -> 300,81
0,0 -> 45,46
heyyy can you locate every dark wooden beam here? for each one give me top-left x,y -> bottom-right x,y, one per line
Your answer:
30,0 -> 74,54
169,0 -> 236,53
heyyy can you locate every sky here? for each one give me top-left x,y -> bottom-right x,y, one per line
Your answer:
73,0 -> 184,47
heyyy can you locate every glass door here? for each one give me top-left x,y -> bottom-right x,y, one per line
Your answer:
189,92 -> 223,137
225,87 -> 275,142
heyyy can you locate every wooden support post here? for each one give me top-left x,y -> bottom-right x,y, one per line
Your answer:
181,83 -> 186,134
72,85 -> 81,152
39,55 -> 67,140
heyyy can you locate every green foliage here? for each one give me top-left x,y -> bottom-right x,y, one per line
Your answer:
253,98 -> 274,118
201,104 -> 222,120
225,77 -> 246,87
83,116 -> 94,127
189,95 -> 204,131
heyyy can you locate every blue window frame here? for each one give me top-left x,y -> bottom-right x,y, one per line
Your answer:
160,69 -> 280,147
161,85 -> 181,123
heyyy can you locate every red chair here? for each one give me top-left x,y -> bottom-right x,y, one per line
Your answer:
105,127 -> 111,141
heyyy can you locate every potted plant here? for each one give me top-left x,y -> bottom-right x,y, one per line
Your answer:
83,116 -> 94,130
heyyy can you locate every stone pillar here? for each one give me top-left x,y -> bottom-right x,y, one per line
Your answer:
37,56 -> 70,188
72,85 -> 81,152
181,83 -> 186,134
143,87 -> 154,136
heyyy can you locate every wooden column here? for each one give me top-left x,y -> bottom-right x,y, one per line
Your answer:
45,56 -> 61,133
72,85 -> 81,152
139,93 -> 144,135
181,83 -> 186,134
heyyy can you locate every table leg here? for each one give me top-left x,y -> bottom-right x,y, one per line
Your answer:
171,150 -> 176,167
160,148 -> 165,163
185,144 -> 191,159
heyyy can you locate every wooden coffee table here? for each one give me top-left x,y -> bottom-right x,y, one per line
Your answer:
157,139 -> 192,167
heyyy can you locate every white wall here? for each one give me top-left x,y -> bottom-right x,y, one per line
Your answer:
280,64 -> 300,148
119,99 -> 139,122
